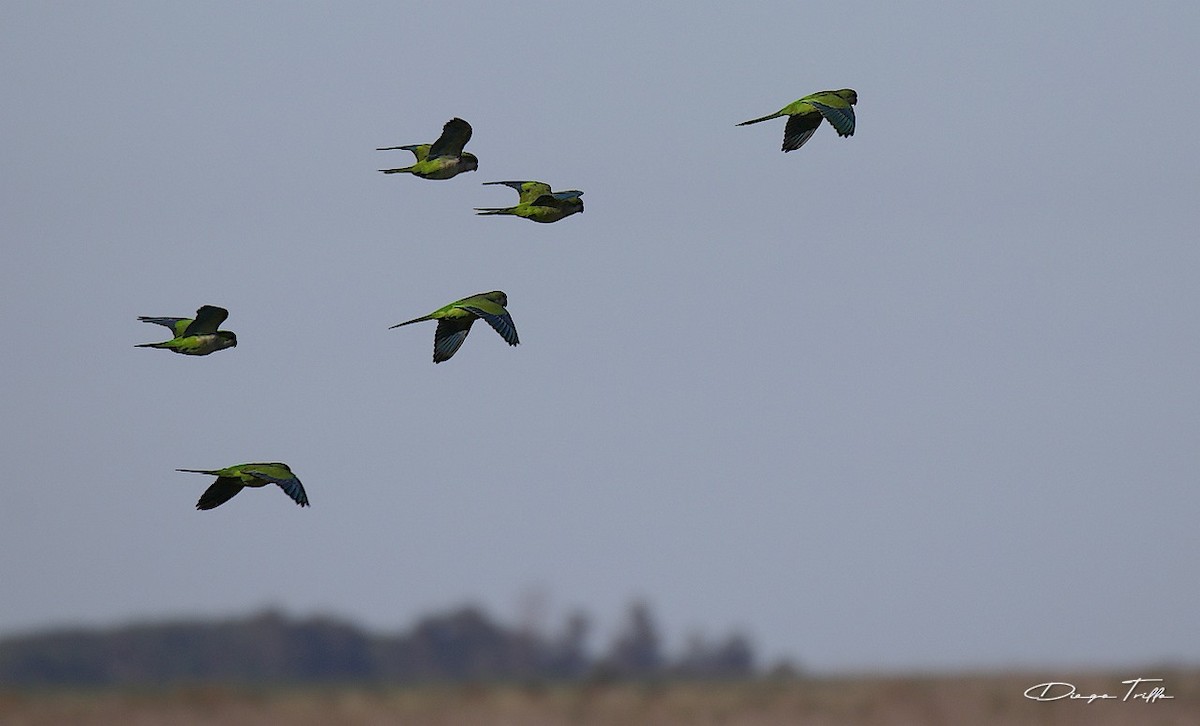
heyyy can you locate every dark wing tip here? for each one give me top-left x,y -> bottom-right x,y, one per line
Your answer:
432,318 -> 474,363
195,479 -> 243,510
462,307 -> 519,347
279,479 -> 310,507
781,114 -> 821,152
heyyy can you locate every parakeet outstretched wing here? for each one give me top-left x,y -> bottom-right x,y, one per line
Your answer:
782,114 -> 823,152
182,305 -> 230,336
427,118 -> 472,159
811,102 -> 855,137
138,316 -> 191,337
433,317 -> 476,363
529,194 -> 568,208
376,143 -> 430,160
197,477 -> 244,510
243,465 -> 309,507
484,180 -> 552,204
460,299 -> 519,347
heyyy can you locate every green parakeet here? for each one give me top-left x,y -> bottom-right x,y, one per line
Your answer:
377,117 -> 478,180
738,89 -> 857,152
177,462 -> 309,510
390,291 -> 519,363
136,305 -> 237,356
475,180 -> 584,223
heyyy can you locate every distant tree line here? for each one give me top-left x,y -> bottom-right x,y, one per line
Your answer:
0,602 -> 756,686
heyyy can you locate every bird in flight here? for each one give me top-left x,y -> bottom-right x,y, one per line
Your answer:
475,180 -> 584,223
390,291 -> 519,363
136,305 -> 237,356
177,462 -> 309,510
377,117 -> 478,179
737,89 -> 857,152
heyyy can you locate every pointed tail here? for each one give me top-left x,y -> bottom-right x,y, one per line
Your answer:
379,166 -> 414,174
389,315 -> 433,329
474,207 -> 515,216
176,468 -> 220,475
736,112 -> 783,126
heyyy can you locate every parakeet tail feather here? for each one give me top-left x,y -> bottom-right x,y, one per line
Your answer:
389,315 -> 433,329
737,112 -> 782,126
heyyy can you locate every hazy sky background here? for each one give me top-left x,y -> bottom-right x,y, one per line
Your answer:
2,1 -> 1198,672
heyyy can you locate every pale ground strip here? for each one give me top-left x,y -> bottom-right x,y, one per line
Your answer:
2,669 -> 1197,726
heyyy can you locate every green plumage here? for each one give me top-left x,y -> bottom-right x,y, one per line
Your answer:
390,291 -> 519,363
738,88 -> 858,152
136,305 -> 237,356
475,180 -> 584,223
377,118 -> 478,180
177,462 -> 309,510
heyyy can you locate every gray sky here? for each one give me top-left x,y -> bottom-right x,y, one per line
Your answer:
2,1 -> 1198,672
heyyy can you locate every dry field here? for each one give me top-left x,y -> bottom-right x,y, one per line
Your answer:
2,669 -> 1196,725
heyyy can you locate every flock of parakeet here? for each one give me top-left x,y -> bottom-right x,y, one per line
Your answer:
137,89 -> 858,511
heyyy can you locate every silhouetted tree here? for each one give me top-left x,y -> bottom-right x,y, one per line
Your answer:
545,610 -> 591,679
602,601 -> 662,678
673,632 -> 755,678
402,606 -> 516,681
0,602 -> 761,686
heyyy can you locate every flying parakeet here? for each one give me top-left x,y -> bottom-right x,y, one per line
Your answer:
177,462 -> 309,510
377,117 -> 478,180
475,180 -> 584,223
136,305 -> 237,356
738,89 -> 857,152
390,291 -> 519,363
